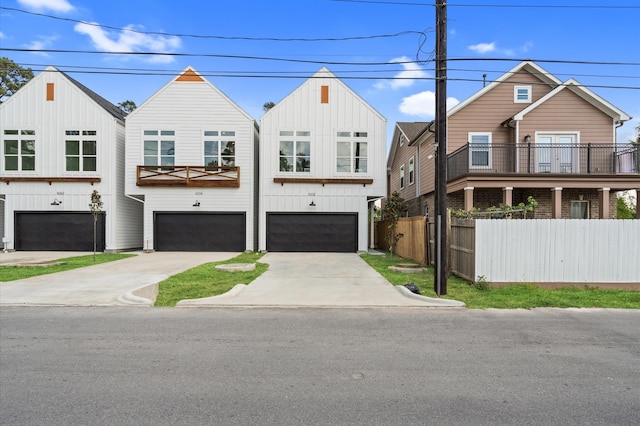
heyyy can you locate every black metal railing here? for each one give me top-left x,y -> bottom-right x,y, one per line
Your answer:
447,143 -> 639,181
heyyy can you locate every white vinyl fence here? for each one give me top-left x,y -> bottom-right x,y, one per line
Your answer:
475,220 -> 640,284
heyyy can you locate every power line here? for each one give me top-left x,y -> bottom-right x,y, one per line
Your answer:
4,48 -> 640,67
332,0 -> 640,8
11,65 -> 640,90
0,6 -> 428,42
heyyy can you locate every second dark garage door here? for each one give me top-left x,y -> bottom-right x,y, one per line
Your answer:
266,213 -> 357,252
154,212 -> 246,251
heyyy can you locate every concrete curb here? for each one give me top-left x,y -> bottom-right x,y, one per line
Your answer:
176,284 -> 248,306
117,283 -> 157,306
394,285 -> 466,307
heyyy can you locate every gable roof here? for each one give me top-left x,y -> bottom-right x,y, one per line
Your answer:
261,67 -> 386,122
511,78 -> 631,123
447,61 -> 562,117
126,66 -> 254,122
54,67 -> 127,121
386,121 -> 429,170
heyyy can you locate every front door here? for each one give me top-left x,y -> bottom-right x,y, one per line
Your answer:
536,134 -> 578,173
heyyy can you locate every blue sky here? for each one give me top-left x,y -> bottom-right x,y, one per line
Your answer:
1,0 -> 639,145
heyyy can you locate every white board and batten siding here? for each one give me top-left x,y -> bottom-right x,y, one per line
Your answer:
125,67 -> 258,251
259,67 -> 387,252
475,219 -> 640,284
0,66 -> 142,251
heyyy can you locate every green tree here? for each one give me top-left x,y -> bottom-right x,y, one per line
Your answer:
89,190 -> 104,261
118,100 -> 137,113
382,191 -> 408,255
0,57 -> 34,102
263,101 -> 275,112
616,193 -> 636,219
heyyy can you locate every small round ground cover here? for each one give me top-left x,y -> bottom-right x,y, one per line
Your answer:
215,263 -> 256,272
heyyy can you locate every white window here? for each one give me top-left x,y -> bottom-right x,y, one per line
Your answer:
336,131 -> 368,174
3,129 -> 35,171
400,164 -> 405,189
144,130 -> 175,166
65,130 -> 97,172
468,132 -> 492,169
279,131 -> 310,173
571,201 -> 589,219
204,131 -> 236,167
514,86 -> 532,103
400,134 -> 405,146
408,156 -> 415,185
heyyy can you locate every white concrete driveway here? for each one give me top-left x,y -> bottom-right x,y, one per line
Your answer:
0,252 -> 236,306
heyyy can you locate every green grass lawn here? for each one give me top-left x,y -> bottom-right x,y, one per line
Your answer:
0,253 -> 136,281
155,252 -> 267,307
361,253 -> 640,309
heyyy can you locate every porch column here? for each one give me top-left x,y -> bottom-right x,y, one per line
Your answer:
551,187 -> 563,218
598,188 -> 610,219
464,186 -> 474,211
502,187 -> 513,207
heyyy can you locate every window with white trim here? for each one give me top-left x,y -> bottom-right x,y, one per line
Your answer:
3,129 -> 36,171
279,131 -> 310,172
514,86 -> 532,103
468,132 -> 492,169
571,201 -> 589,219
400,164 -> 405,189
408,156 -> 415,185
204,131 -> 236,167
65,130 -> 97,171
144,130 -> 175,166
336,131 -> 368,174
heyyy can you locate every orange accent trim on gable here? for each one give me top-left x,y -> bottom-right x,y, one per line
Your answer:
321,85 -> 329,104
176,69 -> 204,82
46,83 -> 54,101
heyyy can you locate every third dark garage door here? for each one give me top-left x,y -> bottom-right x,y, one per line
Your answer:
154,212 -> 246,251
266,212 -> 357,252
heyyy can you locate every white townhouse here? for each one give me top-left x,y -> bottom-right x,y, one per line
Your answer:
259,67 -> 387,252
124,67 -> 259,251
0,66 -> 142,252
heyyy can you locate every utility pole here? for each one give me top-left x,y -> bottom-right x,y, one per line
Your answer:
434,0 -> 448,296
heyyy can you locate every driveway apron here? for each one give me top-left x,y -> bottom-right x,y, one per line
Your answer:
0,252 -> 236,306
178,252 -> 464,308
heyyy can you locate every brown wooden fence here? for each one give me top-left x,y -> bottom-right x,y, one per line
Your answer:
376,215 -> 476,280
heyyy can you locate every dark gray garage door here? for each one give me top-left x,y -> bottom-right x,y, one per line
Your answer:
15,212 -> 105,251
154,212 -> 245,251
266,213 -> 357,252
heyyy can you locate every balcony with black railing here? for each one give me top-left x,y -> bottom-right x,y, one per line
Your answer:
447,143 -> 639,181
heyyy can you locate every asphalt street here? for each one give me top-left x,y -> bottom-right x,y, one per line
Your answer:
1,307 -> 638,425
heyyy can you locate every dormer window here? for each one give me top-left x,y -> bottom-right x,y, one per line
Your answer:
400,135 -> 405,146
514,86 -> 532,103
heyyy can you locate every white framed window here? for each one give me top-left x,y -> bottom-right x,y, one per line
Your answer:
204,131 -> 236,167
514,86 -> 532,103
279,130 -> 310,173
3,129 -> 36,171
408,156 -> 415,185
336,131 -> 368,174
468,132 -> 492,169
571,200 -> 589,219
144,130 -> 175,166
65,130 -> 97,172
400,164 -> 405,189
400,134 -> 405,146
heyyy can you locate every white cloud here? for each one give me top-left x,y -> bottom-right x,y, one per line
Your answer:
468,42 -> 496,54
17,0 -> 74,13
0,32 -> 4,39
74,22 -> 182,63
399,91 -> 460,119
373,56 -> 428,90
24,34 -> 59,56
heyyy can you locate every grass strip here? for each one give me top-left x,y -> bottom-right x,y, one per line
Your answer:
155,252 -> 267,307
361,253 -> 640,309
0,253 -> 136,282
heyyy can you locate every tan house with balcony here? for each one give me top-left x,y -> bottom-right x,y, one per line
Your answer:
387,61 -> 638,219
124,67 -> 259,251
